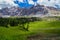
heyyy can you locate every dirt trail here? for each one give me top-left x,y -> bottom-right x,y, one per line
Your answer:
27,34 -> 60,40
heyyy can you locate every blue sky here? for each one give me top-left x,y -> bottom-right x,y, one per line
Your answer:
0,0 -> 60,9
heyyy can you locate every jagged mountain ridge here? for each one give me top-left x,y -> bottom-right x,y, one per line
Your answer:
0,4 -> 48,16
0,4 -> 60,17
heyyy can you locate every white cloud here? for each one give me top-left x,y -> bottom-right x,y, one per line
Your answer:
37,0 -> 60,8
28,0 -> 34,4
18,0 -> 23,2
0,0 -> 60,8
0,0 -> 18,9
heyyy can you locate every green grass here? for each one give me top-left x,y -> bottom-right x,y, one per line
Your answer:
29,21 -> 60,33
0,21 -> 60,40
0,27 -> 27,40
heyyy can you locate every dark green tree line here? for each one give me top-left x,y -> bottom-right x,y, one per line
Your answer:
0,17 -> 42,31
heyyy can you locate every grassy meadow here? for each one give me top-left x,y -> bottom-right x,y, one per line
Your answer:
0,21 -> 60,40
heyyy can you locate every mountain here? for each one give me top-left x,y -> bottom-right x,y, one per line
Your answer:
47,6 -> 60,11
0,4 -> 60,17
0,4 -> 48,16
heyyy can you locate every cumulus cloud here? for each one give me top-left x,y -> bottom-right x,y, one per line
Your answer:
28,0 -> 60,8
0,0 -> 18,6
0,0 -> 18,9
0,0 -> 60,8
37,0 -> 60,8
